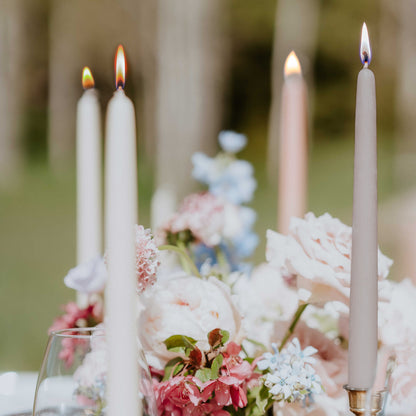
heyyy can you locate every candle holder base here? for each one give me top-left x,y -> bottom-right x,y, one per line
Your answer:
344,385 -> 387,416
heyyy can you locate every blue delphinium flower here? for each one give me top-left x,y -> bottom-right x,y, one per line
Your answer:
210,160 -> 257,205
193,243 -> 217,271
191,152 -> 217,185
192,132 -> 256,205
190,131 -> 258,270
233,231 -> 259,259
231,207 -> 258,258
218,131 -> 247,154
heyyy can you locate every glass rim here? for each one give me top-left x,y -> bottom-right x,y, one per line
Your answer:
50,327 -> 104,339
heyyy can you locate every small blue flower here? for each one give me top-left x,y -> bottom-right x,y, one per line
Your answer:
218,131 -> 247,154
193,243 -> 217,270
210,160 -> 257,204
258,338 -> 323,404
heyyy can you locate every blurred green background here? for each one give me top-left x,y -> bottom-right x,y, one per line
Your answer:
1,0 -> 415,371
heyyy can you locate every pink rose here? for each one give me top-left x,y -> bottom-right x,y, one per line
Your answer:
266,213 -> 392,306
232,264 -> 298,351
388,346 -> 416,413
273,394 -> 346,416
379,279 -> 416,346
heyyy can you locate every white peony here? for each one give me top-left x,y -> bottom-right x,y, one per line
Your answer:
139,275 -> 243,369
64,256 -> 107,294
266,213 -> 393,306
233,264 -> 298,351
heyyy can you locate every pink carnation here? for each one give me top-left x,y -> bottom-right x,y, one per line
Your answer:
48,302 -> 102,367
154,376 -> 208,416
135,225 -> 160,292
201,343 -> 260,410
163,192 -> 243,247
153,343 -> 259,415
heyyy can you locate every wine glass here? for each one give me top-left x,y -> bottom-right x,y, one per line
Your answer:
33,327 -> 157,416
381,344 -> 416,416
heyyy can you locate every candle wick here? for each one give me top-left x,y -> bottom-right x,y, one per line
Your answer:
362,51 -> 369,69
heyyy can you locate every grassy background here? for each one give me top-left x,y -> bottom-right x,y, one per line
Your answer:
0,133 -> 397,371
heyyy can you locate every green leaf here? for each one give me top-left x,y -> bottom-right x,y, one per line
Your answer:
163,357 -> 185,381
210,354 -> 223,379
220,329 -> 230,345
246,384 -> 271,414
163,335 -> 197,356
195,367 -> 212,383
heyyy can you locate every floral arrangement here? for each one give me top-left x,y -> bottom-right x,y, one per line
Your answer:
51,131 -> 416,415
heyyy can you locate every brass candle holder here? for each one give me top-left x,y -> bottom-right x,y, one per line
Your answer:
344,385 -> 388,416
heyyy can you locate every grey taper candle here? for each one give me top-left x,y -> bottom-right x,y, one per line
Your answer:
348,23 -> 378,389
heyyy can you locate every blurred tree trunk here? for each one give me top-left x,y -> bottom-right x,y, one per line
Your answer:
267,0 -> 320,185
153,0 -> 225,226
395,0 -> 416,188
48,0 -> 80,172
47,0 -> 143,172
0,0 -> 27,186
137,0 -> 157,162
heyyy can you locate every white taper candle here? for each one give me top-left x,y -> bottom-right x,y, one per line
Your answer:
76,67 -> 102,307
105,45 -> 141,416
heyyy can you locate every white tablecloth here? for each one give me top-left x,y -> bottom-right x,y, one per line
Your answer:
0,372 -> 38,415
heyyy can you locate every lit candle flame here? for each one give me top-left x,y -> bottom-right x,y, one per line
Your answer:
82,67 -> 94,90
360,23 -> 372,67
284,51 -> 302,78
115,45 -> 126,90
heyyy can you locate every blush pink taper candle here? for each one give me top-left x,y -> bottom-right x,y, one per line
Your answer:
278,52 -> 308,234
348,23 -> 378,390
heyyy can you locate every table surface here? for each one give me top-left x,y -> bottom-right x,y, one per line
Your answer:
0,372 -> 38,416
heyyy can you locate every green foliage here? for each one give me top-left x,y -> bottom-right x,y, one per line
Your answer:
244,383 -> 273,416
166,229 -> 194,247
163,335 -> 197,356
163,357 -> 185,381
195,367 -> 213,383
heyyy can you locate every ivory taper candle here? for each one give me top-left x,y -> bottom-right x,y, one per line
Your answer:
278,51 -> 308,234
348,23 -> 378,389
76,67 -> 102,307
105,45 -> 141,416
